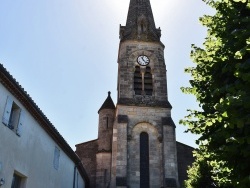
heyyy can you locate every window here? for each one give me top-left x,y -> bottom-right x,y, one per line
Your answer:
11,172 -> 26,188
140,132 -> 149,188
144,67 -> 153,95
2,96 -> 24,136
134,66 -> 153,96
137,15 -> 147,35
53,146 -> 60,170
134,66 -> 143,95
106,117 -> 109,129
11,173 -> 22,188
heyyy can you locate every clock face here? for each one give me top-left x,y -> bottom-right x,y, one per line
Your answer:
137,55 -> 150,66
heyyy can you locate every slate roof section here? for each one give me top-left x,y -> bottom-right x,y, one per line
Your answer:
162,117 -> 176,127
98,91 -> 116,113
120,0 -> 161,42
0,64 -> 89,187
126,0 -> 156,29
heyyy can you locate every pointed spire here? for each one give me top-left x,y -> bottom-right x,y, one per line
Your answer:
120,0 -> 161,42
98,91 -> 115,113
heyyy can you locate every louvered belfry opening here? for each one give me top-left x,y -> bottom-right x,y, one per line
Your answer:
144,66 -> 153,95
134,66 -> 153,96
134,66 -> 143,95
140,132 -> 150,188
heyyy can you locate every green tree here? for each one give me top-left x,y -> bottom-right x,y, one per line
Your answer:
181,0 -> 250,187
184,149 -> 218,188
185,147 -> 235,188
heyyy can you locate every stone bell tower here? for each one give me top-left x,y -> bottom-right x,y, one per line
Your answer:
75,0 -> 190,187
110,0 -> 179,187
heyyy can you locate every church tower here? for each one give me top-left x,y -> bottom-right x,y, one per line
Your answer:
75,0 -> 194,187
111,0 -> 179,187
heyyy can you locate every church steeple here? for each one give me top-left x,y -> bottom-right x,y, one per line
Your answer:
98,91 -> 115,113
120,0 -> 161,42
75,1 -> 192,187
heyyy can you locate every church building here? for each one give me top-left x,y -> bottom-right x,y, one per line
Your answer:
75,0 -> 194,187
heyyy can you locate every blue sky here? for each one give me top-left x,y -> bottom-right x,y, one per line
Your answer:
0,0 -> 214,149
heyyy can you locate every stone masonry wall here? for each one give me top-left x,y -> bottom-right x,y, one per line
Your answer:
117,41 -> 168,104
75,140 -> 98,188
176,142 -> 194,187
112,105 -> 178,187
110,119 -> 118,187
96,152 -> 112,188
98,109 -> 115,152
111,116 -> 128,187
163,125 -> 179,187
129,122 -> 163,187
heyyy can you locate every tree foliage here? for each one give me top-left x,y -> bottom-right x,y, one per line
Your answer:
181,0 -> 250,187
185,149 -> 221,188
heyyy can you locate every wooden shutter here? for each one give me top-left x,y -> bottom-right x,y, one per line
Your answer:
134,66 -> 142,95
53,146 -> 60,170
2,96 -> 13,126
144,67 -> 153,95
16,110 -> 25,137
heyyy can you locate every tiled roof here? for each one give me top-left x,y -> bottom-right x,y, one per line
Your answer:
120,0 -> 161,42
98,91 -> 115,113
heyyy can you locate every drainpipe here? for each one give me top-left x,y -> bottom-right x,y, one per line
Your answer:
73,165 -> 77,188
73,162 -> 81,188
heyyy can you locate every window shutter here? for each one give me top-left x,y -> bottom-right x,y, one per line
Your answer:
53,146 -> 60,170
16,110 -> 25,137
134,66 -> 142,95
2,96 -> 13,126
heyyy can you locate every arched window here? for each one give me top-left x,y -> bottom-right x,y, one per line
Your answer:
137,14 -> 148,35
141,23 -> 144,32
144,67 -> 153,95
140,132 -> 149,188
134,66 -> 153,96
134,66 -> 142,95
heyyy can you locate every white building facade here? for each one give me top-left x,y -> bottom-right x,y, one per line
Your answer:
0,64 -> 89,188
